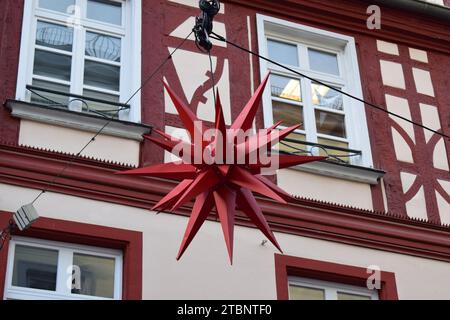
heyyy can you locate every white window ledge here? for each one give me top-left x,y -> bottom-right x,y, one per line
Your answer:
5,100 -> 151,141
289,160 -> 385,185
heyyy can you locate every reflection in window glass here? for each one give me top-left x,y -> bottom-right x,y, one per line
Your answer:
86,32 -> 121,62
31,79 -> 70,106
39,0 -> 75,14
268,39 -> 299,67
72,253 -> 115,298
83,89 -> 120,118
36,21 -> 73,52
276,132 -> 307,154
311,83 -> 343,111
84,60 -> 120,91
315,109 -> 346,138
338,292 -> 372,300
289,285 -> 325,300
33,49 -> 72,81
87,0 -> 122,26
316,137 -> 350,162
271,75 -> 301,102
12,245 -> 58,291
272,101 -> 304,129
308,48 -> 339,76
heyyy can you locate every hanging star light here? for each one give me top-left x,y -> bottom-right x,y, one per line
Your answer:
117,73 -> 326,263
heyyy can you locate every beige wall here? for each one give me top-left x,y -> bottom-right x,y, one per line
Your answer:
277,169 -> 374,210
1,182 -> 450,300
19,120 -> 140,167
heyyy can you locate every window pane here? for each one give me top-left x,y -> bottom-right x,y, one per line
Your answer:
36,21 -> 73,52
315,110 -> 346,138
72,253 -> 116,298
39,0 -> 75,14
31,79 -> 70,106
270,75 -> 301,102
338,292 -> 372,300
33,49 -> 72,81
311,83 -> 343,111
267,39 -> 299,67
275,132 -> 306,154
84,60 -> 120,91
83,89 -> 120,118
289,285 -> 325,300
308,48 -> 339,75
12,245 -> 58,291
86,32 -> 121,62
272,101 -> 304,129
87,0 -> 122,25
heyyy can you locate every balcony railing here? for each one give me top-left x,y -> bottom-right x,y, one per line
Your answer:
26,85 -> 130,119
278,137 -> 362,164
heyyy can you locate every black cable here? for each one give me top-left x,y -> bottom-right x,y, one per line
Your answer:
207,49 -> 220,223
208,50 -> 217,108
30,31 -> 194,206
210,32 -> 450,141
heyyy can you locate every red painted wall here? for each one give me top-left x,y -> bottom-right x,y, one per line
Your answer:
0,0 -> 22,145
0,0 -> 448,219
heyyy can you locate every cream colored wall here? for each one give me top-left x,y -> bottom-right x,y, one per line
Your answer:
2,183 -> 450,299
277,169 -> 374,210
18,120 -> 140,167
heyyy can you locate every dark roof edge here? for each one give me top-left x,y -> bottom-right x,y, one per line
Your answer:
367,0 -> 450,22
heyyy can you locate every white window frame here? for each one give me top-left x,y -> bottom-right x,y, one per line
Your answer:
289,277 -> 379,300
257,14 -> 373,168
16,0 -> 142,122
3,236 -> 123,300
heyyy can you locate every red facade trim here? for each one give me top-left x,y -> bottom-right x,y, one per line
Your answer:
0,212 -> 143,300
223,0 -> 450,54
1,143 -> 450,264
274,254 -> 398,300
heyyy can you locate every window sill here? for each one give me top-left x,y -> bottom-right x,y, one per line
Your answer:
5,100 -> 151,141
288,159 -> 385,185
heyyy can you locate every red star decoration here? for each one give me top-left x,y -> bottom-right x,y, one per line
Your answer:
117,74 -> 326,263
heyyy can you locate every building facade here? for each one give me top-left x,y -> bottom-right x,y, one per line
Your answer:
0,0 -> 449,300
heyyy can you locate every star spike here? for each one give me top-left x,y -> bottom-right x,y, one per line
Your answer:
116,162 -> 197,180
231,73 -> 270,132
177,191 -> 215,260
277,154 -> 327,170
228,166 -> 287,204
236,188 -> 282,253
213,186 -> 237,264
164,81 -> 204,140
236,124 -> 301,157
214,89 -> 227,138
255,175 -> 292,201
170,169 -> 220,211
152,179 -> 193,211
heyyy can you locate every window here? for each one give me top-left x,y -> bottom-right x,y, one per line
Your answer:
4,237 -> 122,300
257,15 -> 373,167
275,255 -> 398,300
288,277 -> 378,300
16,0 -> 141,121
